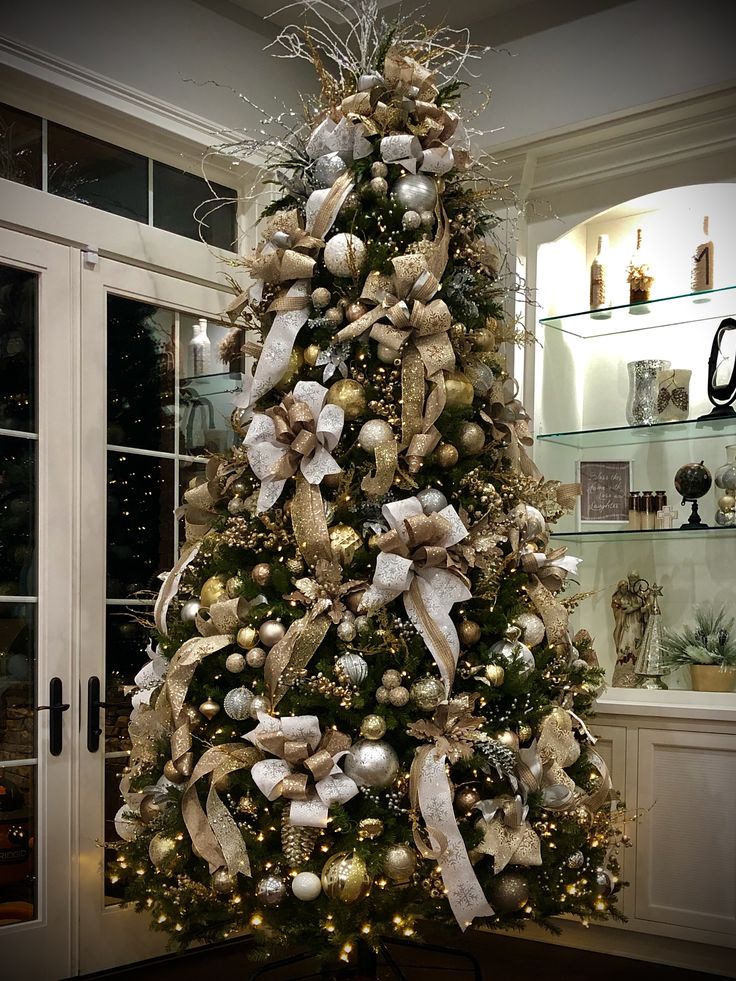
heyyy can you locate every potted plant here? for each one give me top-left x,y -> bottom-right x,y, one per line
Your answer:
662,605 -> 736,692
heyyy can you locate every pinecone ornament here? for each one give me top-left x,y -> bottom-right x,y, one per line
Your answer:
281,810 -> 319,867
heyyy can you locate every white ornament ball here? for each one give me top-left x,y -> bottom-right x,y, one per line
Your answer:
490,638 -> 536,679
292,871 -> 322,901
335,652 -> 368,683
259,620 -> 286,647
314,151 -> 348,187
392,173 -> 438,213
337,620 -> 357,643
343,738 -> 399,788
416,487 -> 448,514
180,599 -> 201,622
246,646 -> 267,668
324,233 -> 367,278
223,686 -> 253,720
358,419 -> 393,451
114,805 -> 141,842
225,651 -> 246,673
515,612 -> 546,648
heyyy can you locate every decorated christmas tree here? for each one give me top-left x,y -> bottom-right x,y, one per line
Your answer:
114,1 -> 625,965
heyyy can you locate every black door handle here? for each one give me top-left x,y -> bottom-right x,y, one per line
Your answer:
37,677 -> 70,756
87,676 -> 112,752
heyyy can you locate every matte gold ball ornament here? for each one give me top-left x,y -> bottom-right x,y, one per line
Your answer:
434,442 -> 459,469
443,370 -> 475,407
383,843 -> 417,883
236,626 -> 258,649
251,563 -> 271,587
200,575 -> 228,608
458,619 -> 481,646
321,852 -> 372,904
457,422 -> 485,455
325,379 -> 367,420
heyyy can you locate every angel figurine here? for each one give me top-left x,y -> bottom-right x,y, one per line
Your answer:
611,572 -> 652,687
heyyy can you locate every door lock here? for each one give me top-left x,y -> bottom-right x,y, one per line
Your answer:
86,676 -> 112,753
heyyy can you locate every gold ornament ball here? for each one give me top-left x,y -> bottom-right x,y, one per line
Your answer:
237,625 -> 258,649
473,328 -> 496,351
458,619 -> 481,646
139,794 -> 163,824
382,669 -> 402,689
163,759 -> 186,784
518,723 -> 533,744
495,729 -> 519,752
388,685 -> 410,707
225,651 -> 246,673
321,852 -> 372,904
346,588 -> 366,613
376,343 -> 398,364
444,371 -> 474,407
325,379 -> 366,421
148,833 -> 177,868
346,302 -> 368,322
454,785 -> 482,814
199,698 -> 221,720
360,714 -> 387,740
311,287 -> 331,309
211,869 -> 236,895
230,407 -> 249,437
410,676 -> 445,712
383,843 -> 417,883
434,442 -> 459,469
246,647 -> 267,668
329,523 -> 363,566
324,306 -> 344,327
200,575 -> 228,608
276,347 -> 303,390
358,817 -> 384,840
375,686 -> 390,705
487,871 -> 529,913
304,343 -> 321,366
259,620 -> 286,647
225,575 -> 246,598
251,562 -> 271,587
484,664 -> 505,687
457,422 -> 485,456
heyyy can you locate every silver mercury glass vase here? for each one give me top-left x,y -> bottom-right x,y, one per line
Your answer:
626,359 -> 671,426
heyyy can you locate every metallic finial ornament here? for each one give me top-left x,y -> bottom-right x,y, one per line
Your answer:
635,584 -> 668,690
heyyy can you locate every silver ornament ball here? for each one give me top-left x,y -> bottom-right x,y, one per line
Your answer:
343,738 -> 399,788
225,651 -> 246,673
358,418 -> 393,451
336,620 -> 357,643
180,599 -> 201,623
392,173 -> 438,213
256,874 -> 287,906
335,652 -> 368,684
314,151 -> 348,188
323,232 -> 367,278
567,850 -> 585,869
515,612 -> 546,648
416,487 -> 448,514
259,620 -> 286,647
402,209 -> 421,230
223,686 -> 253,721
490,638 -> 536,679
248,694 -> 270,719
420,210 -> 435,227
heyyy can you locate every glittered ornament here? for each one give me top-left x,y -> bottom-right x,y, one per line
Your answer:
237,795 -> 258,816
199,698 -> 221,720
324,232 -> 367,278
410,676 -> 445,712
382,669 -> 402,689
444,371 -> 474,407
251,563 -> 271,586
355,614 -> 371,634
248,694 -> 270,719
360,714 -> 387,740
211,869 -> 236,894
346,302 -> 368,322
304,343 -> 321,366
402,209 -> 421,230
515,612 -> 546,647
226,575 -> 246,598
139,794 -> 164,824
324,306 -> 344,327
375,686 -> 390,704
200,575 -> 228,608
567,851 -> 585,869
292,871 -> 322,901
314,151 -> 348,187
358,817 -> 384,840
487,871 -> 529,912
321,852 -> 372,904
383,843 -> 417,883
259,620 -> 286,647
416,487 -> 448,514
457,421 -> 485,455
392,173 -> 437,213
490,636 -> 536,679
371,161 -> 388,178
458,619 -> 481,646
336,619 -> 357,642
358,418 -> 393,451
517,723 -> 533,744
149,833 -> 177,868
237,626 -> 258,649
180,599 -> 201,622
311,287 -> 331,309
420,210 -> 435,227
388,686 -> 410,707
454,785 -> 482,814
435,443 -> 459,468
223,686 -> 253,720
326,379 -> 366,420
343,738 -> 399,788
484,664 -> 505,687
256,874 -> 287,906
335,652 -> 368,684
328,522 -> 363,565
246,647 -> 267,668
225,651 -> 246,673
369,176 -> 388,196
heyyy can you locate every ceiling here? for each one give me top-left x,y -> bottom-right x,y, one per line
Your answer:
196,0 -> 632,45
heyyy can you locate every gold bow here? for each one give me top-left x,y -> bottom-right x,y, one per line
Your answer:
472,793 -> 542,873
245,210 -> 323,293
374,510 -> 469,583
483,376 -> 539,478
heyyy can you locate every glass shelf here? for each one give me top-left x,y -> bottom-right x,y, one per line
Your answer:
551,526 -> 736,543
537,414 -> 736,448
539,285 -> 736,339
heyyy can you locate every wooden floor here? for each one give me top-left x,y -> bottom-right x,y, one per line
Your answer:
78,927 -> 729,981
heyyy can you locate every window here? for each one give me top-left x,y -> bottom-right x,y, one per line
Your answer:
0,103 -> 42,189
153,162 -> 237,249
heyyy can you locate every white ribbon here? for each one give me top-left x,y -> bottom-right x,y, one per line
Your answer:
360,497 -> 471,692
131,642 -> 168,712
525,551 -> 582,579
153,542 -> 201,636
305,116 -> 372,162
245,381 -> 344,513
247,279 -> 312,407
417,748 -> 494,928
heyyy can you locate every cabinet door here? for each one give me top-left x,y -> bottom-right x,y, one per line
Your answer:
636,728 -> 736,941
0,229 -> 75,980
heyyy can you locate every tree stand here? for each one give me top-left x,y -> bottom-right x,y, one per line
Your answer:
249,937 -> 482,980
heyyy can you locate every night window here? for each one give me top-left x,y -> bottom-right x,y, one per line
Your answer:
0,103 -> 42,189
153,161 -> 236,250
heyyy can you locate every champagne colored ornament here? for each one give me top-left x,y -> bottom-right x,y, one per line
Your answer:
326,379 -> 366,420
444,371 -> 474,407
237,795 -> 258,815
495,729 -> 519,751
457,422 -> 485,455
377,343 -> 397,364
311,287 -> 331,309
335,652 -> 368,685
223,686 -> 253,720
375,686 -> 390,704
484,664 -> 505,687
567,850 -> 585,869
343,738 -> 399,788
259,620 -> 286,647
435,443 -> 459,468
416,487 -> 448,514
410,676 -> 445,712
370,176 -> 388,196
473,328 -> 495,351
515,612 -> 546,647
180,598 -> 201,622
248,694 -> 270,719
324,233 -> 367,278
200,575 -> 228,608
487,871 -> 529,912
292,871 -> 322,901
199,698 -> 221,720
163,760 -> 186,784
211,869 -> 236,894
246,647 -> 267,668
304,343 -> 321,366
346,588 -> 366,614
392,173 -> 437,212
328,523 -> 363,565
382,669 -> 402,689
321,852 -> 372,904
337,619 -> 357,642
256,874 -> 287,905
358,418 -> 393,451
275,347 -> 303,391
114,805 -> 141,842
346,302 -> 368,322
388,685 -> 410,707
371,161 -> 388,178
518,723 -> 533,744
324,306 -> 344,327
251,563 -> 271,587
149,833 -> 177,868
402,210 -> 421,230
360,714 -> 387,740
226,575 -> 246,598
420,210 -> 435,228
237,626 -> 258,649
139,794 -> 163,824
383,843 -> 417,883
358,817 -> 384,840
458,619 -> 481,646
454,785 -> 481,814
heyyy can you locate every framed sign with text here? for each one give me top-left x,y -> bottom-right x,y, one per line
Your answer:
579,460 -> 631,522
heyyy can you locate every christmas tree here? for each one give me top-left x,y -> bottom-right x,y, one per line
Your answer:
114,2 -> 625,964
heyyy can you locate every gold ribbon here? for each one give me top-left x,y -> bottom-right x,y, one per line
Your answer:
361,437 -> 398,497
524,576 -> 569,645
291,474 -> 334,569
264,610 -> 332,706
485,377 -> 539,478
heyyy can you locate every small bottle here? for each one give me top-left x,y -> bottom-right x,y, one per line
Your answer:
590,234 -> 611,319
189,318 -> 211,377
654,491 -> 668,530
641,491 -> 656,531
628,492 -> 641,531
627,227 -> 654,308
691,216 -> 714,295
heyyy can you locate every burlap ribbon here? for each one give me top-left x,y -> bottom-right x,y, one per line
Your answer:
246,714 -> 357,827
245,381 -> 344,512
360,497 -> 471,692
473,794 -> 542,872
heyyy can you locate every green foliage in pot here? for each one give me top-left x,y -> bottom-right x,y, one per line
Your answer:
662,605 -> 736,668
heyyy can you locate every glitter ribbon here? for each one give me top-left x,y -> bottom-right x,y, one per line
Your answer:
473,794 -> 542,872
246,714 -> 357,827
485,376 -> 539,478
264,608 -> 332,706
361,436 -> 398,497
360,497 -> 471,692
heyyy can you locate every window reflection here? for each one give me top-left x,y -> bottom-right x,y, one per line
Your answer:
0,765 -> 36,923
0,605 -> 35,763
153,162 -> 236,250
0,438 -> 35,597
0,103 -> 42,189
0,265 -> 36,433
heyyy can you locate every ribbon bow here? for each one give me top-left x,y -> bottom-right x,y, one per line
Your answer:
305,115 -> 372,163
473,794 -> 542,873
246,714 -> 357,828
245,381 -> 344,513
360,497 -> 471,692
